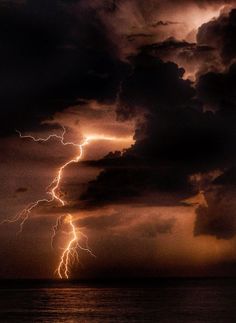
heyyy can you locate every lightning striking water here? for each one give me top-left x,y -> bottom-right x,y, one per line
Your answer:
1,127 -> 130,279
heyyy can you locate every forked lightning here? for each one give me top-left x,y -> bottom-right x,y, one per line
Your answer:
1,127 -> 128,279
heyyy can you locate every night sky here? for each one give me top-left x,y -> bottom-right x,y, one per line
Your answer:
1,0 -> 236,279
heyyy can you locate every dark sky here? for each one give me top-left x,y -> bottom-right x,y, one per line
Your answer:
1,0 -> 236,279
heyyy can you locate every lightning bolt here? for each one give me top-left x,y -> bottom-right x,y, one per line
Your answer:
1,126 -> 131,279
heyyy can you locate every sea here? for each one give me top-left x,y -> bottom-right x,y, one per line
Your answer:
0,279 -> 236,322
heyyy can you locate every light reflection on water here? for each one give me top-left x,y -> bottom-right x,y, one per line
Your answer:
0,280 -> 236,322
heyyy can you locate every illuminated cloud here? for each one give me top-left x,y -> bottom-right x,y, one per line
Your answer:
1,0 -> 236,278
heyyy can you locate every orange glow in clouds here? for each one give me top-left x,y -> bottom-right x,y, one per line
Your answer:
189,6 -> 224,30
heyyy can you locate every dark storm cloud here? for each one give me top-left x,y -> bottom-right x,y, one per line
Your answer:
197,8 -> 236,65
194,168 -> 236,239
117,52 -> 195,118
81,163 -> 195,206
81,53 -> 196,205
197,62 -> 236,110
56,1 -> 236,276
1,0 -> 235,136
82,46 -> 236,209
0,0 -> 127,136
195,188 -> 236,239
141,38 -> 217,75
2,0 -> 236,242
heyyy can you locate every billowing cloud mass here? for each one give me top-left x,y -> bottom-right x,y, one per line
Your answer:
195,186 -> 236,239
81,5 -> 236,244
1,0 -> 236,278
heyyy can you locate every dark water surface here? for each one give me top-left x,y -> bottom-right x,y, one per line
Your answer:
0,279 -> 236,322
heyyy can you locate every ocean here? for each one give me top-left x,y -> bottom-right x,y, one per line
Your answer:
0,279 -> 236,322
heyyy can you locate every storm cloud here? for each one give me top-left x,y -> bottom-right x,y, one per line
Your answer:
1,0 -> 236,279
0,0 -> 127,136
82,47 -> 236,212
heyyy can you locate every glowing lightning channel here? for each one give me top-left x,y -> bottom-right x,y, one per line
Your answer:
1,127 -> 130,279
